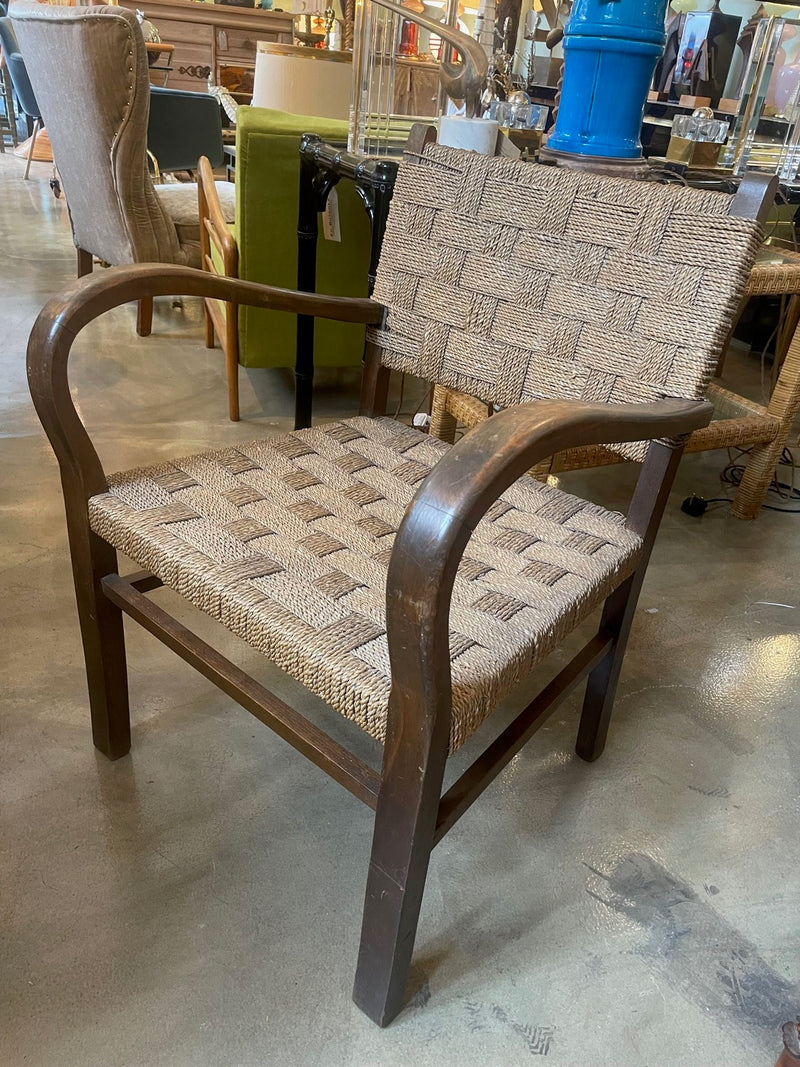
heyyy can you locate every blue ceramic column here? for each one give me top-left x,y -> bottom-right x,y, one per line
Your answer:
545,0 -> 670,162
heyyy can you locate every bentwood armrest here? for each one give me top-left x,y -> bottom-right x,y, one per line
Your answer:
382,396 -> 713,745
394,397 -> 712,551
26,263 -> 385,497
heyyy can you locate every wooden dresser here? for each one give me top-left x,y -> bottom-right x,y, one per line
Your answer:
141,0 -> 294,93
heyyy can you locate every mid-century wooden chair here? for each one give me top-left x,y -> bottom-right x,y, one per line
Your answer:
27,142 -> 772,1027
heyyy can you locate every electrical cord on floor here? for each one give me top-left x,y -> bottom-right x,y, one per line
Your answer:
682,446 -> 800,515
394,379 -> 434,428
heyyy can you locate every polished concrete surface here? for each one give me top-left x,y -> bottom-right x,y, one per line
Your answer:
1,153 -> 799,1066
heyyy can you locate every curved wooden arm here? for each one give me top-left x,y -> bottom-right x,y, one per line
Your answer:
27,263 -> 385,500
382,396 -> 713,757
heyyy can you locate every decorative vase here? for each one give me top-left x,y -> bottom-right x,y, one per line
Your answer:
544,0 -> 671,165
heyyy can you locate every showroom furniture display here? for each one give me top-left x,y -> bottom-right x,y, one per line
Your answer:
136,0 -> 292,96
293,134 -> 399,428
11,2 -> 234,338
0,17 -> 40,177
197,106 -> 371,422
26,145 -> 773,1026
430,245 -> 800,520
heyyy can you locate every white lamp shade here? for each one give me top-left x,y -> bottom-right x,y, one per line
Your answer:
253,43 -> 352,121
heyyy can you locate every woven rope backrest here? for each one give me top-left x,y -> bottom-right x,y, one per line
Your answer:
369,145 -> 763,461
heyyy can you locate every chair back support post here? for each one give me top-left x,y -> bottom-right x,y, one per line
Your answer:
359,338 -> 391,416
731,172 -> 780,225
575,439 -> 685,761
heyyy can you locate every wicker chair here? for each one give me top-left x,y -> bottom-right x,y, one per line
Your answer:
26,143 -> 772,1027
430,241 -> 800,521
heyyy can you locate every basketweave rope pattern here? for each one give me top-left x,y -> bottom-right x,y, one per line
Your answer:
89,418 -> 642,752
370,146 -> 763,462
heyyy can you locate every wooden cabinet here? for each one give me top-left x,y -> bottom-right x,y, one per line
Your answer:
152,17 -> 214,91
216,26 -> 262,61
143,0 -> 293,95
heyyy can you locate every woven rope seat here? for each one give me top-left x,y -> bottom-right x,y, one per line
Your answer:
88,416 -> 643,752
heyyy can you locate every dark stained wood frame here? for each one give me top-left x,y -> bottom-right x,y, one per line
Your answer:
27,162 -> 773,1029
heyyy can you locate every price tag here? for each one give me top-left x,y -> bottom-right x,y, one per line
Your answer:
322,187 -> 341,243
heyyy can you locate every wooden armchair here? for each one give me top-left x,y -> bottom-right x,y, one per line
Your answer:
26,144 -> 772,1027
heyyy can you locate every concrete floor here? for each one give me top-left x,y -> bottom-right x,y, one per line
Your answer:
1,151 -> 799,1067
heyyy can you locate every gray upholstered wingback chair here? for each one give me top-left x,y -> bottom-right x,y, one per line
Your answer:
10,2 -> 234,336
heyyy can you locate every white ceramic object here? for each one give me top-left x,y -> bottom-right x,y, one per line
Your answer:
252,42 -> 352,121
438,115 -> 499,154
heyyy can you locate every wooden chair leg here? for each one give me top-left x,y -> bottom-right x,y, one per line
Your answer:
67,522 -> 132,760
203,300 -> 215,349
23,117 -> 39,180
352,694 -> 450,1027
732,322 -> 800,519
575,576 -> 638,762
76,247 -> 93,278
577,441 -> 684,761
136,296 -> 153,337
225,301 -> 239,422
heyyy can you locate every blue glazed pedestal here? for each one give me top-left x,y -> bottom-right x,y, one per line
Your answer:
541,0 -> 670,173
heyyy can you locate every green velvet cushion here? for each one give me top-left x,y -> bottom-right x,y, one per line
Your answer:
235,105 -> 371,369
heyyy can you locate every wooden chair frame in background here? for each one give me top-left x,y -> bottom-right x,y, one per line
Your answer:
198,155 -> 240,421
26,171 -> 772,1027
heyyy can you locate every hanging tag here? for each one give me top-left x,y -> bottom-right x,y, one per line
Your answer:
322,187 -> 341,242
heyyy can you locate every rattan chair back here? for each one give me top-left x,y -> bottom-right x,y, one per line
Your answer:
371,145 -> 763,460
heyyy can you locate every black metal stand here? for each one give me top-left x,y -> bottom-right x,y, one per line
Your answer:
295,134 -> 399,430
